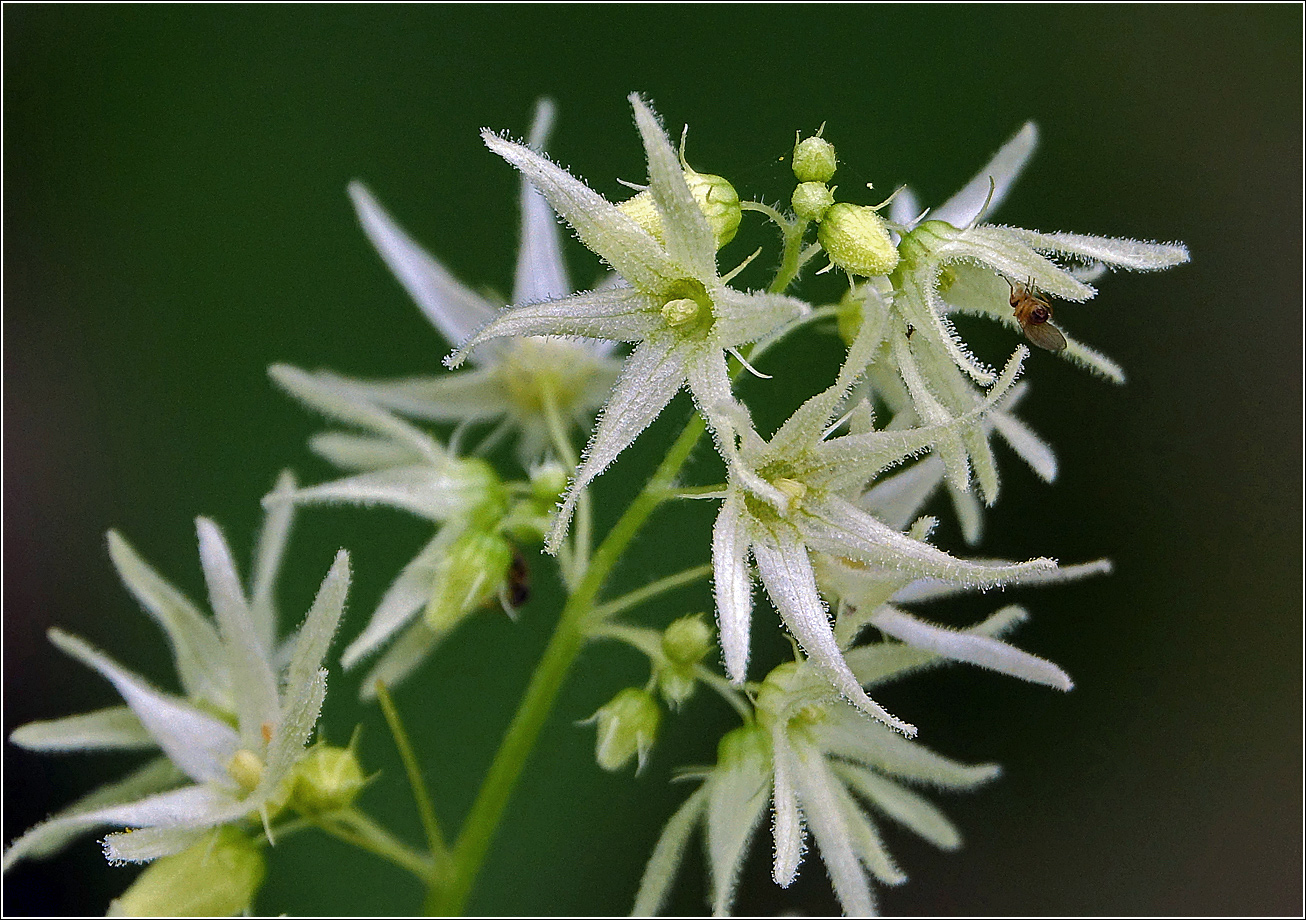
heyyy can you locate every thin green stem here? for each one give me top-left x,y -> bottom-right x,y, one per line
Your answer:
376,681 -> 448,862
693,666 -> 755,721
426,414 -> 708,915
540,383 -> 591,587
590,563 -> 713,623
317,808 -> 435,881
770,216 -> 813,293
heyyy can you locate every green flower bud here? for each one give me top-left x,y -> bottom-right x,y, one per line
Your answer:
589,687 -> 661,773
818,202 -> 900,277
457,458 -> 509,529
425,529 -> 513,631
716,722 -> 770,771
755,661 -> 833,732
530,461 -> 569,505
792,135 -> 837,183
108,827 -> 266,917
661,614 -> 713,666
617,170 -> 741,250
289,742 -> 366,815
791,181 -> 834,223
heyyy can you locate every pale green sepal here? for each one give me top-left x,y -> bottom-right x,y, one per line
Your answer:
10,706 -> 154,752
349,180 -> 499,353
47,629 -> 238,786
706,726 -> 772,916
2,758 -> 183,870
481,130 -> 677,294
835,763 -> 963,851
789,739 -> 877,914
106,531 -> 227,707
108,826 -> 266,917
631,784 -> 709,917
871,605 -> 1073,690
196,518 -> 279,751
289,743 -> 366,815
818,707 -> 1001,790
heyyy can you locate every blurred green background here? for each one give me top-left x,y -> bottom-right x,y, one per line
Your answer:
4,5 -> 1301,916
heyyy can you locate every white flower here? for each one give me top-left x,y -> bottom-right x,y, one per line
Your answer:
634,656 -> 1008,917
452,93 -> 810,552
276,99 -> 621,468
711,314 -> 1057,735
4,477 -> 350,869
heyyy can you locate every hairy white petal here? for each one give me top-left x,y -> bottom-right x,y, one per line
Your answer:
712,286 -> 810,347
891,560 -> 1112,604
835,762 -> 963,850
102,825 -> 211,865
790,739 -> 877,915
309,431 -> 428,471
770,729 -> 806,886
819,708 -> 1002,790
991,409 -> 1057,482
283,550 -> 349,703
826,772 -> 906,888
358,621 -> 445,700
284,464 -> 482,522
1008,229 -> 1190,271
514,98 -> 572,306
250,470 -> 296,653
324,369 -> 507,425
712,494 -> 754,684
633,785 -> 709,917
10,707 -> 154,753
342,533 -> 448,669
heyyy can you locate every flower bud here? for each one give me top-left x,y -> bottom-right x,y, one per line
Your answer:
617,170 -> 742,250
755,661 -> 833,731
661,614 -> 713,666
791,181 -> 834,223
289,742 -> 366,815
792,135 -> 837,183
108,827 -> 266,917
588,687 -> 661,773
425,529 -> 513,631
716,722 -> 770,771
818,202 -> 900,277
530,461 -> 569,505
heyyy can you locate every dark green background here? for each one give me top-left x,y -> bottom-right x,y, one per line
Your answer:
5,5 -> 1301,916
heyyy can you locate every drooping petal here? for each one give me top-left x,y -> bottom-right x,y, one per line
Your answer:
825,769 -> 906,887
931,122 -> 1038,229
47,630 -> 239,786
2,758 -> 183,870
752,527 -> 916,736
846,605 -> 1031,687
789,738 -> 877,915
450,288 -> 658,365
348,181 -> 499,354
711,493 -> 754,684
197,519 -> 279,748
514,98 -> 572,306
546,335 -> 686,553
632,785 -> 709,917
341,533 -> 448,669
482,130 -> 678,293
818,707 -> 1001,790
106,531 -> 227,707
250,470 -> 296,653
889,559 -> 1112,605
10,706 -> 154,752
630,94 -> 715,279
770,728 -> 806,886
870,606 -> 1072,690
835,762 -> 963,850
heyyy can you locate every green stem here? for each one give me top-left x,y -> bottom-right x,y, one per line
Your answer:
376,680 -> 448,862
318,808 -> 435,881
590,563 -> 713,623
426,414 -> 708,915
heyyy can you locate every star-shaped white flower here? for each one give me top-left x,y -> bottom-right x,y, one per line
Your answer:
452,93 -> 810,552
4,478 -> 350,869
300,99 -> 623,466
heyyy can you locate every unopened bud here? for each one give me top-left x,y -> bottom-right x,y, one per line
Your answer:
791,181 -> 834,223
792,135 -> 837,183
662,614 -> 713,666
818,203 -> 900,277
589,688 -> 661,773
289,743 -> 366,815
108,827 -> 266,917
717,722 -> 770,771
617,170 -> 741,250
425,530 -> 513,631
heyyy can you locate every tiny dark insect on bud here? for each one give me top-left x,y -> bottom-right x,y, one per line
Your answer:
1007,278 -> 1067,353
905,323 -> 914,339
506,549 -> 530,610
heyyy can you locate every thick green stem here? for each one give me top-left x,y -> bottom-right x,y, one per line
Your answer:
426,414 -> 707,915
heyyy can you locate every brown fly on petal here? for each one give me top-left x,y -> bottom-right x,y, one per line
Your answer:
1007,279 -> 1068,353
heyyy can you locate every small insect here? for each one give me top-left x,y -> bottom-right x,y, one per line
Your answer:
504,549 -> 530,613
1008,279 -> 1067,353
905,323 -> 914,339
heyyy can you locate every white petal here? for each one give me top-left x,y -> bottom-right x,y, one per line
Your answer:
102,825 -> 210,865
632,785 -> 709,917
712,286 -> 809,347
348,181 -> 498,352
991,409 -> 1057,482
752,528 -> 916,736
683,345 -> 742,452
888,185 -> 920,228
48,629 -> 238,785
860,457 -> 945,532
250,470 -> 296,653
835,762 -> 963,850
1007,228 -> 1190,271
2,758 -> 183,870
825,770 -> 906,887
264,669 -> 327,783
770,728 -> 806,886
357,620 -> 444,699
933,122 -> 1038,229
890,560 -> 1112,604
711,493 -> 754,684
630,94 -> 715,278
342,533 -> 448,669
310,431 -> 429,471
332,369 -> 506,425
450,288 -> 658,366
546,336 -> 686,553
513,99 -> 572,306
818,707 -> 1001,790
10,706 -> 154,752
105,531 -> 227,706
482,130 -> 678,293
197,518 -> 279,748
283,550 -> 350,703
789,739 -> 877,915
871,606 -> 1072,690
269,364 -> 448,462
286,464 -> 483,522
846,606 -> 1032,687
